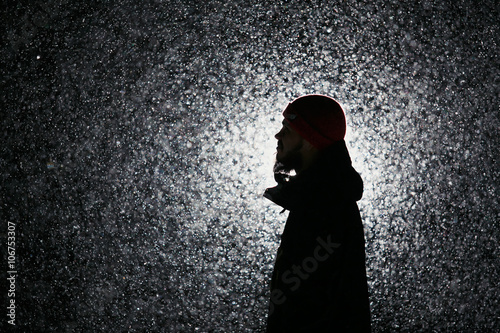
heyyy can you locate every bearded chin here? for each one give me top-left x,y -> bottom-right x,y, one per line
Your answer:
274,150 -> 303,175
273,160 -> 291,175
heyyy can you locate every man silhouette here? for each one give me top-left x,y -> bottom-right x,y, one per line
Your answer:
264,95 -> 371,332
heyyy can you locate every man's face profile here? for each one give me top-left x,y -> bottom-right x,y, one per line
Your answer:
274,120 -> 304,173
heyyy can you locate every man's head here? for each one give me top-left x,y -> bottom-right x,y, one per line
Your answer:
274,94 -> 346,174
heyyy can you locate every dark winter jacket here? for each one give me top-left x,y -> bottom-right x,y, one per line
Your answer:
264,140 -> 371,332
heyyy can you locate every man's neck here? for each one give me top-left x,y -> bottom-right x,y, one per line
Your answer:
295,151 -> 320,175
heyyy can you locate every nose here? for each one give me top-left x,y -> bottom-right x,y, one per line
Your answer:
275,127 -> 284,140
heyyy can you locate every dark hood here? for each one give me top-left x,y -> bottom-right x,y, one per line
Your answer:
264,140 -> 363,211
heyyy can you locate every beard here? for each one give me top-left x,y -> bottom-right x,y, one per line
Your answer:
274,141 -> 303,175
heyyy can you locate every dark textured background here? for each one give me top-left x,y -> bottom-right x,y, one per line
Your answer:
1,0 -> 499,331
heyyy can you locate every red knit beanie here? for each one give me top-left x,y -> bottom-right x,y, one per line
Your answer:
282,94 -> 346,150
